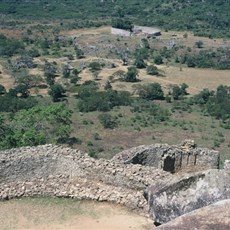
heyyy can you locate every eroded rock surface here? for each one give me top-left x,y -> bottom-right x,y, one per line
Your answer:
156,199 -> 230,230
147,169 -> 230,224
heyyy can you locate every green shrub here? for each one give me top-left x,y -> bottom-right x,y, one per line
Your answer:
98,113 -> 118,129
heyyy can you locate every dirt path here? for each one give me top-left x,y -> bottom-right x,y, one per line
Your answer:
0,198 -> 154,230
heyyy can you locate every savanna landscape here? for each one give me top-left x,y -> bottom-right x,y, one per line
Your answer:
0,0 -> 230,229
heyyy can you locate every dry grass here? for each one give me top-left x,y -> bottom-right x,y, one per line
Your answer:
0,29 -> 22,38
60,26 -> 111,36
139,66 -> 230,95
78,61 -> 230,95
0,64 -> 14,89
157,30 -> 228,49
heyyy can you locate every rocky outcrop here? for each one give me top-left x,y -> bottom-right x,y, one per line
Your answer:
156,199 -> 230,230
0,144 -> 170,214
224,160 -> 230,171
146,168 -> 230,224
112,140 -> 219,173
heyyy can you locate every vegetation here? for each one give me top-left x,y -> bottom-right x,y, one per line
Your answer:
138,83 -> 164,100
0,0 -> 229,38
0,104 -> 72,150
0,0 -> 229,165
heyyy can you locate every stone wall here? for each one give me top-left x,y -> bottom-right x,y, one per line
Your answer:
0,141 -> 225,223
0,144 -> 170,214
112,140 -> 219,173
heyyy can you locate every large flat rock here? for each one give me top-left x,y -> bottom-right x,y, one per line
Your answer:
157,199 -> 230,230
146,169 -> 230,224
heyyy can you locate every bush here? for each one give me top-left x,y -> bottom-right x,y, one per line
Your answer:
89,62 -> 101,72
170,83 -> 188,100
124,67 -> 139,82
138,83 -> 164,100
111,18 -> 133,31
146,65 -> 159,75
154,55 -> 163,65
98,113 -> 118,129
49,84 -> 66,102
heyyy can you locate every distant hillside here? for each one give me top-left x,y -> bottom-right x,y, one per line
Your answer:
0,0 -> 229,38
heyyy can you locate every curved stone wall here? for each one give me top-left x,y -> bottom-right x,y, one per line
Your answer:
0,144 -> 170,214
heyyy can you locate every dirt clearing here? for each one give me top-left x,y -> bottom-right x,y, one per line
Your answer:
0,198 -> 153,230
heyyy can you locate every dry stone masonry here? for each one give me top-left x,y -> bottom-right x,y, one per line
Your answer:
0,144 -> 170,214
112,139 -> 219,173
0,140 -> 229,227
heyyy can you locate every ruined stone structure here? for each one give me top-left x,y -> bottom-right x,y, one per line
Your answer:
112,139 -> 219,173
0,144 -> 170,214
111,27 -> 131,37
0,140 -> 229,227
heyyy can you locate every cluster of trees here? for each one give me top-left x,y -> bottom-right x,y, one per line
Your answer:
182,49 -> 230,69
191,85 -> 230,126
0,84 -> 38,112
1,0 -> 229,38
0,34 -> 24,57
0,103 -> 72,150
77,81 -> 132,112
111,18 -> 133,31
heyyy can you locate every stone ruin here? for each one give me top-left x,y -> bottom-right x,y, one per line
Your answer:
112,139 -> 219,173
0,140 -> 229,228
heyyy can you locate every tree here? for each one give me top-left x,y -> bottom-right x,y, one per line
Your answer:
141,38 -> 150,49
0,95 -> 37,112
78,81 -> 98,99
134,57 -> 146,69
171,85 -> 181,100
14,84 -> 30,98
171,83 -> 188,100
195,40 -> 204,48
124,67 -> 139,82
206,86 -> 230,121
154,55 -> 163,65
15,74 -> 43,88
75,47 -> 85,59
146,65 -> 160,75
0,104 -> 72,150
104,81 -> 112,90
111,18 -> 133,31
181,83 -> 188,95
98,113 -> 118,129
49,84 -> 66,102
62,65 -> 70,78
138,83 -> 164,100
192,88 -> 213,104
89,62 -> 101,72
44,61 -> 58,85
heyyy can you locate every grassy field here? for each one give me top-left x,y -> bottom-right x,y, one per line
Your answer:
68,97 -> 230,166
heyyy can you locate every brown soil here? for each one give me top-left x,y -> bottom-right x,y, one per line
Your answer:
0,29 -> 22,38
0,198 -> 154,230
